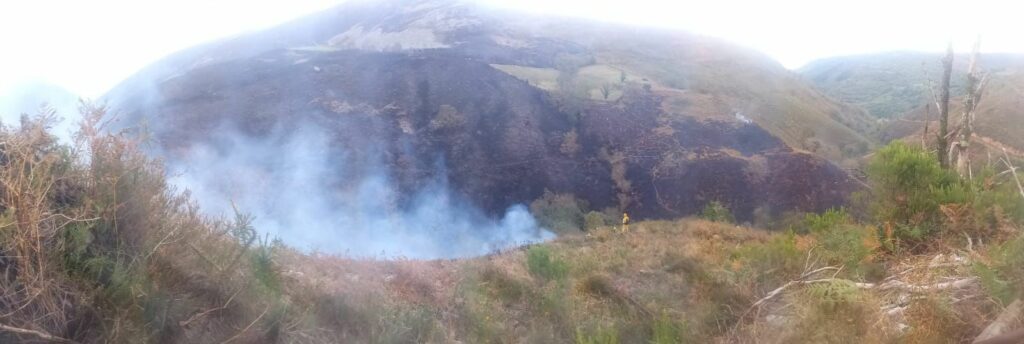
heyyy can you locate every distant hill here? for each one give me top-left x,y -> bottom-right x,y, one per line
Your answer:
0,81 -> 79,122
799,51 -> 1024,119
104,0 -> 869,229
0,81 -> 81,141
879,66 -> 1024,157
801,51 -> 1024,157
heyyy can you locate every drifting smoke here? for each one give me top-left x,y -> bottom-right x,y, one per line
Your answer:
0,81 -> 81,143
166,122 -> 554,259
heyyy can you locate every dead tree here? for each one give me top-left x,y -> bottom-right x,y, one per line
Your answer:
935,43 -> 954,168
952,38 -> 988,178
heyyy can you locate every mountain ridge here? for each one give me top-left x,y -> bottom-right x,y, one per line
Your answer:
104,0 -> 868,230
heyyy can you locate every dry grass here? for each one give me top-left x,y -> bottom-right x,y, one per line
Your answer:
0,106 -> 1019,343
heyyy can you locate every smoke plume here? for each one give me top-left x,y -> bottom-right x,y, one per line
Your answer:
166,122 -> 554,259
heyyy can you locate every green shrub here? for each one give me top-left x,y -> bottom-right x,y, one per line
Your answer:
787,280 -> 876,343
864,142 -> 963,246
700,201 -> 735,223
583,211 -> 609,231
732,232 -> 804,287
966,167 -> 1024,231
650,313 -> 687,344
798,208 -> 877,276
251,235 -> 281,295
527,246 -> 570,282
800,208 -> 851,234
972,263 -> 1014,305
479,265 -> 531,302
975,232 -> 1024,304
575,326 -> 620,344
816,226 -> 875,277
530,190 -> 588,234
805,280 -> 863,312
863,142 -> 1024,251
375,307 -> 441,343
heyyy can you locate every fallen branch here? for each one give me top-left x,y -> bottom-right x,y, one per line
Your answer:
0,322 -> 77,343
1002,148 -> 1024,201
741,276 -> 977,326
974,299 -> 1023,344
736,265 -> 844,327
877,277 -> 978,293
800,279 -> 877,289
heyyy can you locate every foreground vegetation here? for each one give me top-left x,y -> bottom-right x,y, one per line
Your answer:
0,105 -> 1022,343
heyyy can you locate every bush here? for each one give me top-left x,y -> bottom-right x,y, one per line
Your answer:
972,263 -> 1014,305
731,232 -> 805,288
251,235 -> 282,295
816,225 -> 878,277
805,279 -> 863,312
479,265 -> 531,302
700,201 -> 735,223
797,209 -> 878,276
575,326 -> 619,344
650,313 -> 687,344
530,190 -> 588,234
966,167 -> 1024,230
0,106 -> 305,342
527,246 -> 570,282
800,208 -> 852,235
583,211 -> 609,231
863,142 -> 964,247
863,142 -> 1024,250
975,232 -> 1024,304
786,280 -> 878,343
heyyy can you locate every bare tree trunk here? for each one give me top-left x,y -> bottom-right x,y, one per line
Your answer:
954,38 -> 986,178
936,43 -> 954,168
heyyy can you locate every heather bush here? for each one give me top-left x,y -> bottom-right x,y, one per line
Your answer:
530,190 -> 588,233
527,245 -> 570,282
864,142 -> 965,248
700,201 -> 735,224
864,142 -> 1024,250
583,211 -> 610,231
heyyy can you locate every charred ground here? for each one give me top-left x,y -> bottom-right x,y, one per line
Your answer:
105,0 -> 864,223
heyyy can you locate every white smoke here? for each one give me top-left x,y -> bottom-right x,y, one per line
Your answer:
166,123 -> 554,259
0,81 -> 81,143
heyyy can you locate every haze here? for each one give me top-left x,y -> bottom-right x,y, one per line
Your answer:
1,0 -> 1022,98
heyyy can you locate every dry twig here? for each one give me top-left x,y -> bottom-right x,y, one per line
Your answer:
0,322 -> 77,343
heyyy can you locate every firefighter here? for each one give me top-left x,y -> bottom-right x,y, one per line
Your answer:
621,212 -> 630,233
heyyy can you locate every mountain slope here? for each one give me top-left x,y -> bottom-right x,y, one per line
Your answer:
799,52 -> 1024,119
104,0 -> 866,233
802,52 -> 1024,155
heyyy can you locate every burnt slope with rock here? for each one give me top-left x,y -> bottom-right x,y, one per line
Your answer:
105,0 -> 859,228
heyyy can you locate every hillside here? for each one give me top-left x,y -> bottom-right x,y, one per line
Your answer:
879,66 -> 1024,158
1,111 -> 1021,342
8,1 -> 1024,343
102,0 -> 873,251
0,81 -> 80,139
799,52 -> 1024,119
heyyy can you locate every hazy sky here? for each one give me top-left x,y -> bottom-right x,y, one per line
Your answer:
1,0 -> 1021,98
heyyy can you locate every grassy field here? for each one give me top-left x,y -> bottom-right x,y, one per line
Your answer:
490,64 -> 561,91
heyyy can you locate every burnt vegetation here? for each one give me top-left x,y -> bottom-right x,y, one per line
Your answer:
0,101 -> 1021,343
3,1 -> 1024,343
